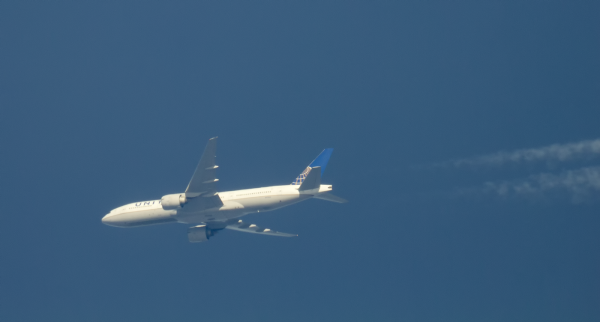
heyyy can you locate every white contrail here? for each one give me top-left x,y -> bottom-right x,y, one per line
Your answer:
446,138 -> 600,167
482,166 -> 600,203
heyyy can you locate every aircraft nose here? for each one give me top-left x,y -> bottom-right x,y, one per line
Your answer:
102,213 -> 120,226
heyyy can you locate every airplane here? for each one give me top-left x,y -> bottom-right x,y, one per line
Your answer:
102,137 -> 347,242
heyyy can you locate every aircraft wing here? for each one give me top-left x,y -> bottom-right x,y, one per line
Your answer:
225,219 -> 297,237
185,137 -> 220,199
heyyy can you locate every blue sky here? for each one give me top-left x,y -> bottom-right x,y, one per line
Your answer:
1,2 -> 599,321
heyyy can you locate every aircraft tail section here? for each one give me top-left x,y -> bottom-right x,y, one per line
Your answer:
291,148 -> 333,186
299,166 -> 321,190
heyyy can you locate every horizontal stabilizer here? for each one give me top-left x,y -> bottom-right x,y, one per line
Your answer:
313,193 -> 348,203
225,220 -> 297,237
299,166 -> 321,190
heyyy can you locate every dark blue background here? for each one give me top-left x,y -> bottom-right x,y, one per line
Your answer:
1,2 -> 598,321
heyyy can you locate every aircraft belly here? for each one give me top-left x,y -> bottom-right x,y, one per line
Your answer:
172,194 -> 310,224
174,200 -> 238,224
108,209 -> 176,227
237,194 -> 308,212
176,210 -> 222,224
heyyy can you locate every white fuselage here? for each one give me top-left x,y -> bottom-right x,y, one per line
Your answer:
102,184 -> 332,228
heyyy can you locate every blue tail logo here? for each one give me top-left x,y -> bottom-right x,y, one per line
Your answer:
291,148 -> 333,185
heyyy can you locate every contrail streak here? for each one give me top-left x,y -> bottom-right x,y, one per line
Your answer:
482,166 -> 600,203
445,138 -> 600,167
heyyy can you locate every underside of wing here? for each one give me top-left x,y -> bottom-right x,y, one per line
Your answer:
225,219 -> 297,237
184,137 -> 223,203
175,137 -> 224,212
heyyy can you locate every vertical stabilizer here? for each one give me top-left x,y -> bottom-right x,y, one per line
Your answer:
291,148 -> 333,185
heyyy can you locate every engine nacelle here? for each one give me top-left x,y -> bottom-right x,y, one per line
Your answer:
188,225 -> 218,243
161,193 -> 187,210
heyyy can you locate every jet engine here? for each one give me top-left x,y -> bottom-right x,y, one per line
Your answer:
188,225 -> 219,243
161,193 -> 187,210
